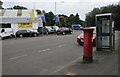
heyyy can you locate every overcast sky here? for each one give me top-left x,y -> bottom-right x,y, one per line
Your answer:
2,0 -> 119,20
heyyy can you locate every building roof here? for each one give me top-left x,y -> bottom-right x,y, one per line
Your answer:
0,9 -> 40,23
0,9 -> 36,18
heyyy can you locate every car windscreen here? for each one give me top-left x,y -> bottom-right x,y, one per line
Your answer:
93,28 -> 96,34
18,30 -> 27,33
59,27 -> 66,30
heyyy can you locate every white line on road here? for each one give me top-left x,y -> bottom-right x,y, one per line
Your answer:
10,54 -> 28,60
38,48 -> 50,53
57,45 -> 65,48
58,45 -> 63,48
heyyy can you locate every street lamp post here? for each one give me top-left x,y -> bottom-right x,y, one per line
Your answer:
55,2 -> 56,15
54,1 -> 64,26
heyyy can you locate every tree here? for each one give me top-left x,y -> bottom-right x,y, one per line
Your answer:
36,9 -> 41,15
67,13 -> 85,27
74,13 -> 80,24
74,13 -> 84,25
48,12 -> 55,25
42,10 -> 46,14
85,8 -> 100,26
59,15 -> 68,27
44,11 -> 55,26
68,14 -> 75,25
85,3 -> 120,29
114,4 -> 120,30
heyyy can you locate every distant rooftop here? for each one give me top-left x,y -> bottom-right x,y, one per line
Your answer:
0,9 -> 36,18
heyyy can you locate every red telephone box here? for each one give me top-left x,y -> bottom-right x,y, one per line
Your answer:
83,27 -> 94,63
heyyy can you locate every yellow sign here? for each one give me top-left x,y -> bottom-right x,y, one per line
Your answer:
29,10 -> 35,21
18,23 -> 32,28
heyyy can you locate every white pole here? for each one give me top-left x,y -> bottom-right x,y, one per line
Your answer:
55,2 -> 56,15
34,2 -> 36,17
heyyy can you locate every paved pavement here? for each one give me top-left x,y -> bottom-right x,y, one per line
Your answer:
54,31 -> 119,75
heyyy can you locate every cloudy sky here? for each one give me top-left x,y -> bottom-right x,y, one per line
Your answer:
2,0 -> 119,20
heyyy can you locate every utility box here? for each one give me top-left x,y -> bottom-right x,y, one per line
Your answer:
96,13 -> 115,52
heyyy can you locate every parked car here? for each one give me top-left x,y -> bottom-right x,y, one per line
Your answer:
44,26 -> 55,34
51,26 -> 59,33
16,29 -> 39,37
57,27 -> 73,35
72,24 -> 82,30
0,28 -> 14,40
77,27 -> 96,46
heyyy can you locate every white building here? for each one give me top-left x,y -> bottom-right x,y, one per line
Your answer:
0,9 -> 43,35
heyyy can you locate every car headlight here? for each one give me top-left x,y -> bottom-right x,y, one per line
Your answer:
92,36 -> 95,40
77,36 -> 80,39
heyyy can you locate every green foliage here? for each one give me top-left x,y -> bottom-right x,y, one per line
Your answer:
36,9 -> 41,14
113,4 -> 120,30
59,14 -> 68,27
68,14 -> 85,27
45,11 -> 55,26
85,3 -> 120,29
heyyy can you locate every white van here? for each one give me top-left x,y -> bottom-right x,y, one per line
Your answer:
0,28 -> 14,40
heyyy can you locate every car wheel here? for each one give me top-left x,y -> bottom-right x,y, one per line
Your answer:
57,32 -> 59,35
62,32 -> 65,35
70,31 -> 73,34
46,31 -> 49,35
19,34 -> 23,38
34,33 -> 37,37
10,34 -> 13,38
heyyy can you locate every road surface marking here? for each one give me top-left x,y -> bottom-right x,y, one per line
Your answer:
57,45 -> 65,48
10,54 -> 28,60
58,45 -> 63,48
38,48 -> 50,53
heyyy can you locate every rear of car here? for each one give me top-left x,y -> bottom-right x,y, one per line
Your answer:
51,26 -> 59,33
45,26 -> 54,34
57,27 -> 73,35
72,24 -> 82,30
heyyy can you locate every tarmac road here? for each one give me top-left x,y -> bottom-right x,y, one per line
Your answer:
2,30 -> 91,75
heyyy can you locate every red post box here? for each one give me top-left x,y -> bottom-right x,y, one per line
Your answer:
83,27 -> 94,63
